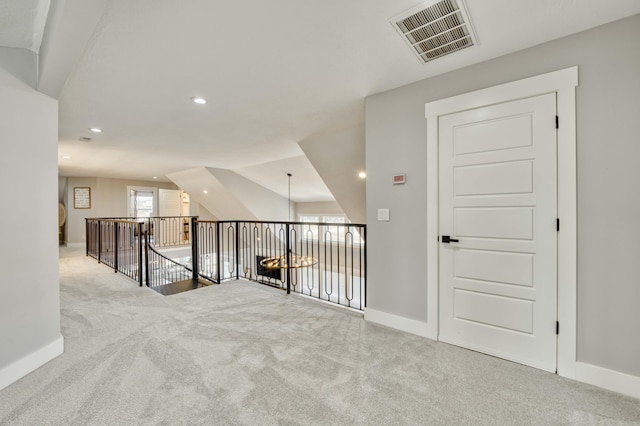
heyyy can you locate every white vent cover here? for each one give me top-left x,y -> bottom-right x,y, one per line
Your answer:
390,0 -> 478,64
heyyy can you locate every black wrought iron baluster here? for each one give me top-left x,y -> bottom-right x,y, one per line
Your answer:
265,225 -> 272,285
345,229 -> 353,307
290,225 -> 298,293
324,229 -> 331,301
278,225 -> 286,289
227,223 -> 235,279
241,224 -> 248,277
253,225 -> 258,281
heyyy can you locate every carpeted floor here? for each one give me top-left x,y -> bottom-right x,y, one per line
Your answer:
0,246 -> 639,425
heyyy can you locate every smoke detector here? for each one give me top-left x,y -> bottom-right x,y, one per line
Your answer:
390,0 -> 478,64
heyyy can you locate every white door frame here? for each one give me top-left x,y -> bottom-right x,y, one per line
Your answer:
424,67 -> 578,379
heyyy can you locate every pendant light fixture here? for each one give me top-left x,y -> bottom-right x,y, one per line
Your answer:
259,172 -> 318,270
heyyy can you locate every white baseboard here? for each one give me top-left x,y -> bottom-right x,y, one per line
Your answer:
365,308 -> 434,339
0,335 -> 64,392
575,361 -> 640,400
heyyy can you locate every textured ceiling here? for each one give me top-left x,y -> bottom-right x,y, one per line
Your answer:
0,0 -> 49,51
4,0 -> 640,202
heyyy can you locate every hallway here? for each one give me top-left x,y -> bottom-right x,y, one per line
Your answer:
0,247 -> 638,425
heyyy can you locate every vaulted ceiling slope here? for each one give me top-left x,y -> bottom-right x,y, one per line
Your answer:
1,1 -> 640,202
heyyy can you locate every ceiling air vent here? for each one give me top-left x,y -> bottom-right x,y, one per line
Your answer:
390,0 -> 478,64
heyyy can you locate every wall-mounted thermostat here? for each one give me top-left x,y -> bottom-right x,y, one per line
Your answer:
393,174 -> 406,185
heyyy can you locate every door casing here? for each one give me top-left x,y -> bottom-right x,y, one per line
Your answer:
424,66 -> 578,379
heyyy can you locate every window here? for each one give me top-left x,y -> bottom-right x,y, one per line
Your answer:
127,186 -> 158,218
321,215 -> 346,242
299,215 -> 320,241
298,214 -> 361,245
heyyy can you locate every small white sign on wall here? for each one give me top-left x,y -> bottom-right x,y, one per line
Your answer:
377,208 -> 390,221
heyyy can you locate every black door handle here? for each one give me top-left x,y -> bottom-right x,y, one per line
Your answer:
441,235 -> 459,243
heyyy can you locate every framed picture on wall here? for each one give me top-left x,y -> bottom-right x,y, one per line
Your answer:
74,187 -> 91,209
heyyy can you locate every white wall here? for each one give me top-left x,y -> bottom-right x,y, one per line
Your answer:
167,167 -> 290,222
299,126 -> 366,224
365,15 -> 640,378
295,201 -> 345,218
192,203 -> 218,221
0,68 -> 62,390
208,168 -> 290,221
0,47 -> 37,88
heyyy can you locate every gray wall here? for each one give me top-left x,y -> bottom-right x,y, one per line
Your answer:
62,177 -> 178,244
365,14 -> 640,377
0,67 -> 61,374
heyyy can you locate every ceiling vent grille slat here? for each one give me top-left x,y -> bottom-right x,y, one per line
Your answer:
390,0 -> 478,64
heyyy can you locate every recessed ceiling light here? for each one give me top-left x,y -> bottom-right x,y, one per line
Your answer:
89,128 -> 103,133
79,137 -> 92,142
152,176 -> 158,180
191,97 -> 207,105
358,171 -> 367,179
203,190 -> 208,194
62,155 -> 71,160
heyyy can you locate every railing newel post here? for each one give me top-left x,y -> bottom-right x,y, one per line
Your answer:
235,221 -> 240,280
216,221 -> 221,284
97,220 -> 102,264
286,223 -> 291,295
138,222 -> 143,286
191,217 -> 199,282
85,219 -> 89,256
363,225 -> 367,308
114,222 -> 119,273
144,226 -> 150,287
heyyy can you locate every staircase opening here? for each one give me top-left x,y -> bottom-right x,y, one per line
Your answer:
85,217 -> 367,311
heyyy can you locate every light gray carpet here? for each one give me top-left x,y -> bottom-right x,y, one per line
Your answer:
1,247 -> 639,425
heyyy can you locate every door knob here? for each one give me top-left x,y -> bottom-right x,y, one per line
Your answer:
441,235 -> 459,243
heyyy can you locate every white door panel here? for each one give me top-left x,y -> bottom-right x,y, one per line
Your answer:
439,93 -> 558,372
454,160 -> 533,196
455,249 -> 534,287
453,114 -> 534,155
453,289 -> 534,334
454,207 -> 534,240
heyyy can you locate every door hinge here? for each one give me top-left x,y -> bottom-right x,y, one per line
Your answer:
556,116 -> 559,129
556,218 -> 560,232
556,321 -> 560,335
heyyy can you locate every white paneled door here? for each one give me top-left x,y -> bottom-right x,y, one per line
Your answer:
438,93 -> 558,372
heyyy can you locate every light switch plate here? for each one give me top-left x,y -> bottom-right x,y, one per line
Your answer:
377,208 -> 390,221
